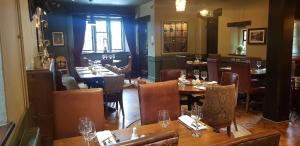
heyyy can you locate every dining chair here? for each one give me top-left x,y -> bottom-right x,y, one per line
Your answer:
220,72 -> 239,131
103,74 -> 125,117
213,130 -> 280,146
202,84 -> 236,136
117,55 -> 132,84
113,131 -> 179,146
247,57 -> 262,69
138,80 -> 181,125
176,55 -> 187,70
207,58 -> 220,82
101,58 -> 113,66
160,69 -> 181,81
53,88 -> 105,139
231,61 -> 265,112
208,53 -> 221,60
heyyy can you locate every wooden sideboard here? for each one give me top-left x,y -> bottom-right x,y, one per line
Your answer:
26,60 -> 56,146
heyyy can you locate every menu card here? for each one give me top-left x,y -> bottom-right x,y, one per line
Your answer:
178,115 -> 208,130
96,130 -> 116,146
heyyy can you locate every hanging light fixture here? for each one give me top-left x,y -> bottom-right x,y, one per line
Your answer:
175,0 -> 186,12
199,9 -> 213,17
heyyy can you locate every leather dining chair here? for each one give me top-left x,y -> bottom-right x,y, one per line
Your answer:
176,55 -> 187,70
231,61 -> 265,112
138,80 -> 181,125
103,74 -> 125,117
220,72 -> 239,131
160,69 -> 181,81
213,130 -> 280,146
202,84 -> 236,136
207,58 -> 220,82
53,88 -> 105,139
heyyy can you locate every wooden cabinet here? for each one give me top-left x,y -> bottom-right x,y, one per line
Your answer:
26,62 -> 55,146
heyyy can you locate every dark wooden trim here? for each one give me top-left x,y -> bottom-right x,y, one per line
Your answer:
247,28 -> 267,45
228,53 -> 246,57
227,21 -> 251,27
0,122 -> 15,146
213,8 -> 222,17
136,15 -> 150,22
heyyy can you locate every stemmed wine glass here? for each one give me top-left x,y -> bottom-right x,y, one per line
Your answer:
158,110 -> 170,128
191,103 -> 203,137
256,61 -> 262,70
194,70 -> 200,80
201,71 -> 207,81
78,117 -> 96,146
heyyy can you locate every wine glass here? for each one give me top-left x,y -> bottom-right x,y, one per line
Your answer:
194,70 -> 200,80
180,70 -> 186,80
158,110 -> 170,128
102,55 -> 105,60
86,121 -> 97,145
256,61 -> 262,69
112,54 -> 116,59
191,103 -> 203,137
201,71 -> 207,81
79,117 -> 92,146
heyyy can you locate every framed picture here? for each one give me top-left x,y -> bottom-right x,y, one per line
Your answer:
162,21 -> 188,54
248,28 -> 267,44
52,32 -> 64,46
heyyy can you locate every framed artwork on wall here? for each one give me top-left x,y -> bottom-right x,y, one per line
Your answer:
162,21 -> 188,54
248,28 -> 267,44
52,32 -> 64,46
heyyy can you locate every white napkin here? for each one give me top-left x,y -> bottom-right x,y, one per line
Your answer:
194,86 -> 206,90
178,115 -> 207,130
206,81 -> 218,84
97,130 -> 116,146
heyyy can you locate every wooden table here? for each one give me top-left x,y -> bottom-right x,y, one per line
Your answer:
219,67 -> 266,75
75,66 -> 118,88
178,85 -> 206,94
53,120 -> 231,146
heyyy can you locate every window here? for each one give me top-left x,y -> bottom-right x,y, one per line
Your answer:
83,17 -> 125,53
0,40 -> 7,124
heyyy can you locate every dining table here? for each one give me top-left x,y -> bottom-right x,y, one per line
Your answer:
53,120 -> 232,146
75,66 -> 118,88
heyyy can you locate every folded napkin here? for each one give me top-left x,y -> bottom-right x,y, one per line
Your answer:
78,70 -> 91,74
97,130 -> 116,146
178,115 -> 207,130
193,86 -> 206,90
206,81 -> 218,84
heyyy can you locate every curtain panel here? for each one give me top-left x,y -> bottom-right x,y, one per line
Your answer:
72,15 -> 86,67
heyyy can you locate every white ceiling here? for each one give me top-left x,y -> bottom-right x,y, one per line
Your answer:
56,0 -> 152,6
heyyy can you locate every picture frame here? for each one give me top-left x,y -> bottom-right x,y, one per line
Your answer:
248,28 -> 267,44
162,21 -> 188,54
52,32 -> 64,46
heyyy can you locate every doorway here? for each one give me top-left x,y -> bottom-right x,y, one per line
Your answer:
137,16 -> 150,78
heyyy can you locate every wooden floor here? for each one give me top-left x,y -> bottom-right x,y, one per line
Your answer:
105,87 -> 300,146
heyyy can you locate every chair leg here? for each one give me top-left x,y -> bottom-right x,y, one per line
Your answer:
233,112 -> 238,131
226,126 -> 231,137
128,74 -> 131,84
246,93 -> 250,112
119,98 -> 125,118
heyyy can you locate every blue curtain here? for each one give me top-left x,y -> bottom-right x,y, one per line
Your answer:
72,15 -> 86,67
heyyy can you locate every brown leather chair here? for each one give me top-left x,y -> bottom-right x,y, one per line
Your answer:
207,58 -> 220,82
138,80 -> 181,125
112,131 -> 179,146
213,130 -> 280,146
208,53 -> 221,60
231,62 -> 265,112
176,55 -> 187,70
53,88 -> 105,139
160,69 -> 181,81
103,74 -> 125,117
202,84 -> 236,136
220,72 -> 239,131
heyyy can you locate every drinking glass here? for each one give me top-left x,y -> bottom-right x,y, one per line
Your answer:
102,55 -> 105,60
194,70 -> 200,80
196,55 -> 202,61
191,103 -> 203,137
86,121 -> 97,144
78,117 -> 92,146
201,71 -> 207,81
109,55 -> 113,59
180,70 -> 186,80
256,61 -> 262,69
158,110 -> 170,128
112,54 -> 116,59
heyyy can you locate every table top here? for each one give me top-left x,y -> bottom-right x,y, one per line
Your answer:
178,85 -> 206,94
75,67 -> 118,79
53,120 -> 231,146
219,67 -> 266,75
187,61 -> 207,66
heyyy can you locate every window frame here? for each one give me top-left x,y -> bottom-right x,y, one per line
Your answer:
82,17 -> 125,53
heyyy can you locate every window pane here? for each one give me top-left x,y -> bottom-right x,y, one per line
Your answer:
96,33 -> 108,52
110,20 -> 122,52
96,20 -> 107,32
83,22 -> 93,51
